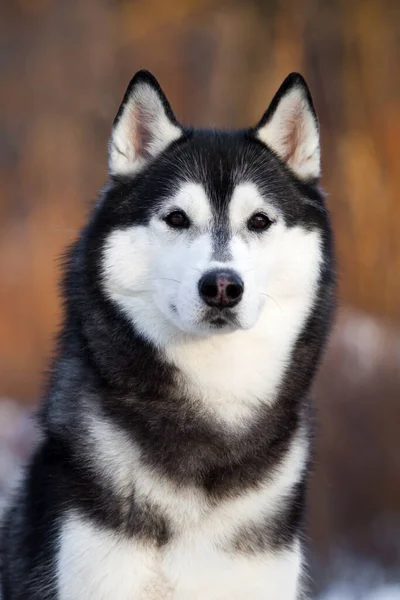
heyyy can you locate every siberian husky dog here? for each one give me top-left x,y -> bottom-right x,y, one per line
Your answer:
1,70 -> 335,599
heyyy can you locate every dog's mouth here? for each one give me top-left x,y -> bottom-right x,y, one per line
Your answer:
203,308 -> 239,329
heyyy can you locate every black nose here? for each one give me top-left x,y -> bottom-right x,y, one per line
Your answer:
198,270 -> 244,308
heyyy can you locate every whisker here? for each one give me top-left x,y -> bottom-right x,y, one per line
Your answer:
104,278 -> 181,298
260,293 -> 283,313
154,277 -> 182,284
106,287 -> 153,297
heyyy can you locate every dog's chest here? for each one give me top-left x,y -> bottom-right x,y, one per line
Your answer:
58,510 -> 302,600
58,434 -> 306,599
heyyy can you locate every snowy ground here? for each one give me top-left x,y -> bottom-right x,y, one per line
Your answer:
0,399 -> 38,518
319,583 -> 400,599
314,550 -> 400,599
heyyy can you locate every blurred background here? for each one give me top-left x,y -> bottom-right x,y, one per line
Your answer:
1,0 -> 400,597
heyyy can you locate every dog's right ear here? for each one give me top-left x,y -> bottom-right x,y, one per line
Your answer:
255,73 -> 320,182
109,70 -> 182,176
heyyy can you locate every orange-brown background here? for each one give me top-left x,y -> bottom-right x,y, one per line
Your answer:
1,0 -> 400,588
1,0 -> 400,401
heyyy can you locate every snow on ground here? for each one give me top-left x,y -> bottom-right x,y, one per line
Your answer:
319,584 -> 400,599
316,555 -> 400,600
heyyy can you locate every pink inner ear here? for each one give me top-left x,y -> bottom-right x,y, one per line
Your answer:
280,102 -> 303,165
257,85 -> 319,181
109,81 -> 181,175
131,104 -> 153,161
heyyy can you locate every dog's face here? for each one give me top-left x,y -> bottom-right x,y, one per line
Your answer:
98,71 -> 326,345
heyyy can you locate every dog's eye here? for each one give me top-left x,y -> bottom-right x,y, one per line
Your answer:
247,213 -> 272,232
164,210 -> 190,229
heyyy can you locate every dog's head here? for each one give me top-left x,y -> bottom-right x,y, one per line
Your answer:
96,71 -> 330,345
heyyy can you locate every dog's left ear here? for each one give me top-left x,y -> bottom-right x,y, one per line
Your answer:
255,73 -> 320,182
109,70 -> 182,175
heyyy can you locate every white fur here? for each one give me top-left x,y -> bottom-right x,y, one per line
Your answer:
109,82 -> 181,175
58,420 -> 307,600
257,86 -> 320,180
58,511 -> 302,600
102,182 -> 322,426
58,516 -> 173,600
102,182 -> 214,337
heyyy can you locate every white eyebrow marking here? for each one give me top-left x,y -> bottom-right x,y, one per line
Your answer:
229,183 -> 278,230
161,183 -> 212,227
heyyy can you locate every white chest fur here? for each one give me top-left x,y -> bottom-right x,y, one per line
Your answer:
58,512 -> 303,600
58,424 -> 307,600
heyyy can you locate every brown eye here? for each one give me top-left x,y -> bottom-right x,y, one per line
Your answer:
247,213 -> 272,232
164,210 -> 190,229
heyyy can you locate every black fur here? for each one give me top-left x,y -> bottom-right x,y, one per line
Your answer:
231,478 -> 308,554
1,71 -> 335,599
